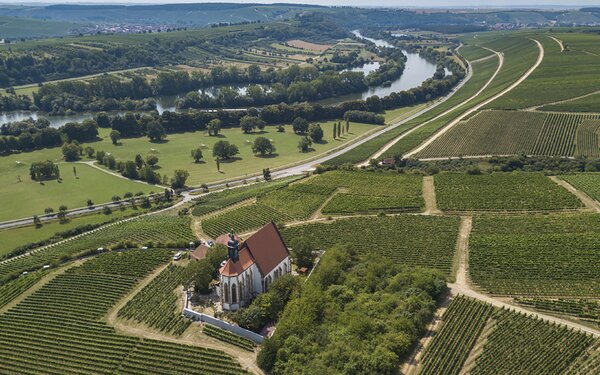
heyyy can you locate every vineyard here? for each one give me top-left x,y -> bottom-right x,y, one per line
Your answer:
118,264 -> 194,336
203,324 -> 256,352
191,177 -> 298,217
515,297 -> 599,326
435,172 -> 583,211
0,270 -> 45,309
0,215 -> 196,283
416,110 -> 600,158
566,340 -> 600,375
469,309 -> 594,375
469,214 -> 600,296
202,203 -> 292,238
560,173 -> 600,203
574,120 -> 600,159
418,296 -> 494,375
0,250 -> 247,374
281,215 -> 460,277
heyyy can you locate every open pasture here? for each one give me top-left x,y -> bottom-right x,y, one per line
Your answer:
0,250 -> 247,374
434,172 -> 582,212
281,215 -> 460,277
469,214 -> 600,297
416,110 -> 600,158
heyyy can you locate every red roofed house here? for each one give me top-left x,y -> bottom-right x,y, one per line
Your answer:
218,222 -> 291,311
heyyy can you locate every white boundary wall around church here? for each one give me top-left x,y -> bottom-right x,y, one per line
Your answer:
183,308 -> 264,343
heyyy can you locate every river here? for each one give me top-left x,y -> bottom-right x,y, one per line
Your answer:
1,31 -> 444,128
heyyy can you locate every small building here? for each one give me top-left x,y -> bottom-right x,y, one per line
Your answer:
218,222 -> 291,311
190,244 -> 210,261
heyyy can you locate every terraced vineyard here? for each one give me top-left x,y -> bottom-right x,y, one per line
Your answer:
419,296 -> 494,375
203,324 -> 256,352
435,172 -> 583,211
281,215 -> 460,277
0,215 -> 196,282
469,309 -> 594,375
515,297 -> 599,326
0,250 -> 247,374
118,264 -> 194,336
470,214 -> 600,296
560,173 -> 600,202
191,177 -> 298,217
416,110 -> 600,158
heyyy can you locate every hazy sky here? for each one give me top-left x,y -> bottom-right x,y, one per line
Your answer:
10,0 -> 600,7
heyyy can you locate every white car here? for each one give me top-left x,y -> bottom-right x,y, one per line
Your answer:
173,252 -> 183,261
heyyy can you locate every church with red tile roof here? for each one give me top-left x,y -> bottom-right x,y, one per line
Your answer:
218,222 -> 291,311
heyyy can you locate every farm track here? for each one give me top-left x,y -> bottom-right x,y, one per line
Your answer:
422,176 -> 441,215
362,46 -> 502,164
549,176 -> 600,213
406,39 -> 544,158
549,36 -> 565,52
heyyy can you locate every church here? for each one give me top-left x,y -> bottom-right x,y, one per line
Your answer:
218,222 -> 291,311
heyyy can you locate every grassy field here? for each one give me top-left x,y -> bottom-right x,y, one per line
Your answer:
416,110 -> 600,158
0,206 -> 146,258
470,213 -> 600,297
0,159 -> 155,222
487,31 -> 600,110
0,121 -> 374,222
90,122 -> 375,186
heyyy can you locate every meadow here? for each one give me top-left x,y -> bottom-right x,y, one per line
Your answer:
0,250 -> 248,374
416,110 -> 600,159
0,158 -> 155,222
469,214 -> 600,297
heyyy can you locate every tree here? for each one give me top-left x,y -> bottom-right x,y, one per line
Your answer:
337,122 -> 342,137
33,215 -> 42,228
139,165 -> 161,184
346,119 -> 350,133
122,160 -> 139,179
207,119 -> 221,136
96,150 -> 106,164
263,168 -> 271,181
135,154 -> 144,169
147,121 -> 166,142
44,207 -> 54,215
57,205 -> 68,223
84,146 -> 95,158
95,112 -> 111,128
171,169 -> 189,189
112,196 -> 121,202
289,238 -> 314,268
216,158 -> 220,171
61,142 -> 81,162
252,137 -> 276,156
86,199 -> 93,208
146,154 -> 159,167
191,259 -> 216,294
73,166 -> 77,177
109,130 -> 121,145
30,160 -> 60,181
308,123 -> 324,143
191,148 -> 203,163
292,117 -> 309,134
240,115 -> 265,134
298,137 -> 312,152
212,140 -> 239,160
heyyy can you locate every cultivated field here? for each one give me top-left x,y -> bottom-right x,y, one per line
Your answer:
469,214 -> 600,296
416,110 -> 600,158
0,250 -> 247,374
281,215 -> 460,277
434,172 -> 582,212
560,173 -> 600,203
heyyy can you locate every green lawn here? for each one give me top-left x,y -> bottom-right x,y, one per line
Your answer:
0,160 -> 155,222
0,206 -> 145,258
91,121 -> 375,186
0,121 -> 375,222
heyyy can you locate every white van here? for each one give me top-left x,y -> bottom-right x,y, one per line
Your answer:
173,252 -> 183,261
